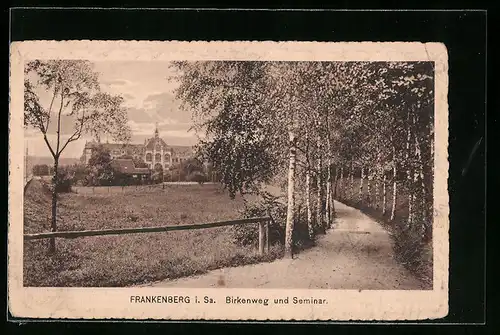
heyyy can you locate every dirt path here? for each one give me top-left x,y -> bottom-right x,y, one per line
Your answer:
141,201 -> 427,290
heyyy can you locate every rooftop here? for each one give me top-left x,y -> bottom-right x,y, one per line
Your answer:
110,159 -> 150,175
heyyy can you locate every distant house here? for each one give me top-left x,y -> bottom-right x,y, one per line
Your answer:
109,158 -> 151,185
82,124 -> 194,170
110,159 -> 150,177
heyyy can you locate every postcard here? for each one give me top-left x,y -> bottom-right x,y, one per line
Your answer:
9,40 -> 449,320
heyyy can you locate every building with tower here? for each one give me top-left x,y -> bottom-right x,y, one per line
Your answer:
81,124 -> 194,170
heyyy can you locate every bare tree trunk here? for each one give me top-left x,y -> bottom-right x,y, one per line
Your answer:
375,171 -> 379,210
382,173 -> 387,215
284,131 -> 297,259
49,157 -> 59,253
359,166 -> 364,201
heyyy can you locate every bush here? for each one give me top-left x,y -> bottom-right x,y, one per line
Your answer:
390,221 -> 433,285
33,164 -> 50,176
169,169 -> 187,182
231,192 -> 314,251
232,192 -> 286,247
55,169 -> 73,193
187,171 -> 207,184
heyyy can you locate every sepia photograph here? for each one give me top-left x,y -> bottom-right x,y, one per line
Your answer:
9,41 -> 449,320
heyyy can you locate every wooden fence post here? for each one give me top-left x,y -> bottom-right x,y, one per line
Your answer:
259,221 -> 265,255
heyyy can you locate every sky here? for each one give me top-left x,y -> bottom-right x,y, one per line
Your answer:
24,61 -> 201,159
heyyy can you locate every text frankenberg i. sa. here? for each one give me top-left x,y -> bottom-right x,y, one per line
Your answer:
130,295 -> 216,304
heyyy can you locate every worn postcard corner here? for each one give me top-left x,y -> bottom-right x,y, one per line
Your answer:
9,40 -> 449,321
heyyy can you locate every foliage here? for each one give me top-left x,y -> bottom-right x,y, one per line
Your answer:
171,61 -> 282,198
231,191 -> 314,251
172,60 -> 435,263
32,164 -> 50,176
87,145 -> 114,186
24,60 -> 133,244
54,167 -> 73,193
232,193 -> 286,247
133,157 -> 149,169
150,163 -> 163,184
24,60 -> 131,147
390,221 -> 433,286
186,171 -> 207,184
62,163 -> 91,186
180,157 -> 205,175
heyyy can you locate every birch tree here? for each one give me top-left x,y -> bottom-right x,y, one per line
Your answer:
24,60 -> 131,253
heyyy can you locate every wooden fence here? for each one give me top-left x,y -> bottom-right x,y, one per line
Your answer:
24,216 -> 272,255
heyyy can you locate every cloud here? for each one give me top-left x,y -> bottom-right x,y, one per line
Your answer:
127,120 -> 195,137
127,120 -> 156,136
142,92 -> 192,124
101,78 -> 133,87
123,93 -> 135,100
125,91 -> 194,132
162,130 -> 197,139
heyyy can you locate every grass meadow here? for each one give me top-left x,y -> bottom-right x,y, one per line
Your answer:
23,180 -> 281,287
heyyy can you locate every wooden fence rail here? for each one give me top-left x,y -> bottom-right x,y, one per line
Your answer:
24,216 -> 272,255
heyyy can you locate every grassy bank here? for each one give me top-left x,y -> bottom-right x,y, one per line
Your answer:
334,178 -> 433,287
23,180 -> 282,287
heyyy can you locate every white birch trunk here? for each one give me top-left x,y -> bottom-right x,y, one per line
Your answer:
347,164 -> 353,199
359,166 -> 364,201
330,166 -> 335,220
350,163 -> 354,198
405,117 -> 412,225
325,112 -> 332,229
333,166 -> 338,199
391,164 -> 397,221
367,168 -> 372,206
306,167 -> 313,240
414,131 -> 428,228
382,173 -> 387,215
390,142 -> 398,221
316,157 -> 324,233
339,166 -> 344,200
305,130 -> 313,240
375,171 -> 379,210
326,165 -> 331,229
284,131 -> 297,259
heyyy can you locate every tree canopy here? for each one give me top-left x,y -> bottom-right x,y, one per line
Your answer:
171,60 -> 435,257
